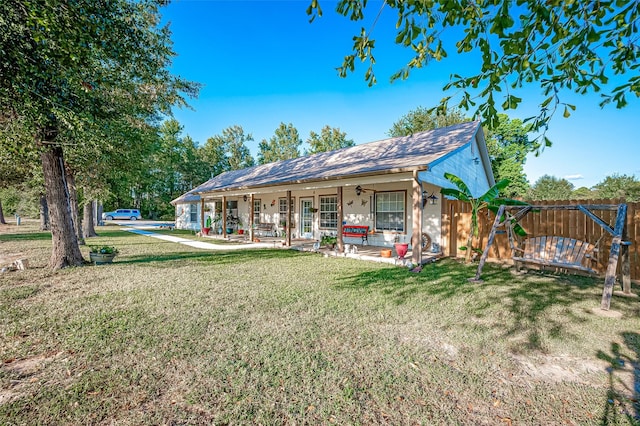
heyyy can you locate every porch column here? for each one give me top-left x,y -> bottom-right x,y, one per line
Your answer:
222,196 -> 227,238
411,171 -> 423,265
200,197 -> 205,231
337,186 -> 344,252
249,194 -> 254,242
286,190 -> 292,247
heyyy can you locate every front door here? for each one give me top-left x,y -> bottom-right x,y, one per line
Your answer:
300,198 -> 314,239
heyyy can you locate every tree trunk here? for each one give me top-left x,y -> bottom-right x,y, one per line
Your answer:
39,194 -> 50,230
82,200 -> 98,238
465,226 -> 474,263
64,164 -> 84,245
41,145 -> 84,269
0,199 -> 6,224
96,201 -> 103,226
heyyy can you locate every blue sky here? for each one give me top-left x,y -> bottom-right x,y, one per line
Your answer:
161,0 -> 639,189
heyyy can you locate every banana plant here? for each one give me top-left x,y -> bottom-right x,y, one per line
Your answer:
441,172 -> 527,263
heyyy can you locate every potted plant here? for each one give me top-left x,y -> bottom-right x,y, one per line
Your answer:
89,245 -> 118,265
320,235 -> 337,249
210,213 -> 222,235
226,214 -> 238,234
203,215 -> 212,235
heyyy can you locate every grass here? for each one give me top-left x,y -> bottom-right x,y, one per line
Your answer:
1,221 -> 639,424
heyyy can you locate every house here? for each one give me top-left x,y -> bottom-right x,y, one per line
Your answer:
171,121 -> 495,264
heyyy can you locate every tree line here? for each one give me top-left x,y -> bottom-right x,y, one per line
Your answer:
0,118 -> 355,225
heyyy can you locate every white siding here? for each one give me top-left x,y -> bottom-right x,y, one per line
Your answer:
421,144 -> 490,197
175,202 -> 199,231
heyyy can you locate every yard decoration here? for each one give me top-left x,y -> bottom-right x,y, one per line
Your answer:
394,243 -> 409,260
441,172 -> 527,263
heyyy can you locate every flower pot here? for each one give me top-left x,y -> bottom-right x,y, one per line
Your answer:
380,249 -> 392,258
202,227 -> 211,236
394,243 -> 409,259
238,229 -> 244,235
90,252 -> 116,265
226,227 -> 233,234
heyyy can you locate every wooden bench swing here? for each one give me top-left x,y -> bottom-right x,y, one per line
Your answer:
512,235 -> 598,274
473,203 -> 633,311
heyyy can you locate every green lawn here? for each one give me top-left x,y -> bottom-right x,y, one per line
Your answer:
1,224 -> 639,424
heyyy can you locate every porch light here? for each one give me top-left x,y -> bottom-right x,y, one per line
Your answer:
422,190 -> 438,207
243,195 -> 247,202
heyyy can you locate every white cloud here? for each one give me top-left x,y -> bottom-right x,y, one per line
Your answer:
564,174 -> 584,181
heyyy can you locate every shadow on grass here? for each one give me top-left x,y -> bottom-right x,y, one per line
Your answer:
489,269 -> 640,352
336,257 -> 640,352
86,229 -> 143,239
334,258 -> 482,305
477,269 -> 604,351
597,332 -> 640,424
0,228 -> 140,243
0,231 -> 52,242
117,248 -> 306,266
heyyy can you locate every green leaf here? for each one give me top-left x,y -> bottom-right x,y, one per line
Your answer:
441,188 -> 470,202
513,223 -> 528,237
540,96 -> 554,108
443,172 -> 471,196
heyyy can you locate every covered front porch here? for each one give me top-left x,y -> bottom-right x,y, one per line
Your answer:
195,172 -> 443,266
204,232 -> 440,266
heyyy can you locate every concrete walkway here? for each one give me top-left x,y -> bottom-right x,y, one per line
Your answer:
124,228 -> 278,251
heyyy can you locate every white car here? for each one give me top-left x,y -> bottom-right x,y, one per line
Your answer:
102,209 -> 142,220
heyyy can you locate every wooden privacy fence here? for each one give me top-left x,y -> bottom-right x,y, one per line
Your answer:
440,199 -> 640,281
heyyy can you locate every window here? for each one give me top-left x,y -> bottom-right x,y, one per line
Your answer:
253,199 -> 261,224
279,197 -> 295,228
189,203 -> 198,222
319,196 -> 337,229
375,191 -> 405,232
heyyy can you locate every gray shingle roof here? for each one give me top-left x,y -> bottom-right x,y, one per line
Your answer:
192,120 -> 480,194
170,191 -> 200,205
